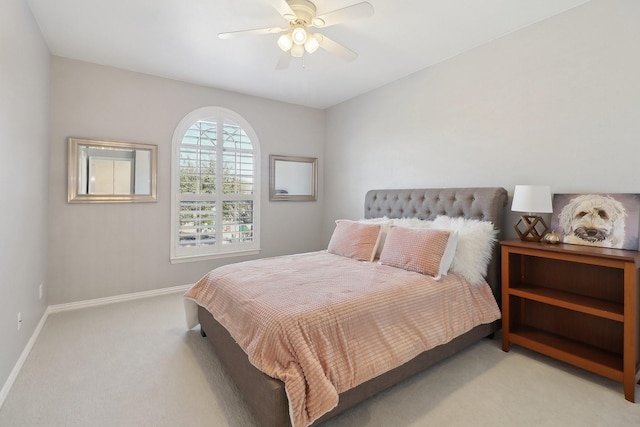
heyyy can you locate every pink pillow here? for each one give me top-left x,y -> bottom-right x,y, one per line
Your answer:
327,220 -> 382,262
379,226 -> 454,279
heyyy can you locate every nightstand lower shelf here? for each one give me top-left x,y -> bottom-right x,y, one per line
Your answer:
508,326 -> 623,382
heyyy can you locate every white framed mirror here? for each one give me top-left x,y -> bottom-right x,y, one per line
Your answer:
269,155 -> 317,201
68,138 -> 158,203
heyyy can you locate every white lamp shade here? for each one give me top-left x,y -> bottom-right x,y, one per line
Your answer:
304,34 -> 320,53
277,33 -> 293,52
511,185 -> 553,214
290,43 -> 304,57
291,25 -> 307,45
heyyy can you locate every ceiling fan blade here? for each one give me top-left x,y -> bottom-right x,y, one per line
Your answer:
317,34 -> 358,61
313,2 -> 374,28
276,52 -> 292,70
264,0 -> 297,20
218,27 -> 286,39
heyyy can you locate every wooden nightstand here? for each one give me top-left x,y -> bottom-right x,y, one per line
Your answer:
500,239 -> 640,402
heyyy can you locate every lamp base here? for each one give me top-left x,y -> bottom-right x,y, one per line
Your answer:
515,215 -> 549,242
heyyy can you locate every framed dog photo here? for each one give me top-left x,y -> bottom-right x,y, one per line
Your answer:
550,193 -> 640,250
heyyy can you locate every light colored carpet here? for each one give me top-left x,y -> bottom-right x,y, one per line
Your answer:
1,292 -> 639,427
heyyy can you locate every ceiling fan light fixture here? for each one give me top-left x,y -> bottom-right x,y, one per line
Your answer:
311,17 -> 325,27
277,33 -> 293,52
304,33 -> 320,54
291,25 -> 307,45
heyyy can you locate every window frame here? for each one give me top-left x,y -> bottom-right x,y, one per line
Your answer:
170,106 -> 260,263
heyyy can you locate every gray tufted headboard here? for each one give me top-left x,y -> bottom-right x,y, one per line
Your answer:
364,187 -> 508,303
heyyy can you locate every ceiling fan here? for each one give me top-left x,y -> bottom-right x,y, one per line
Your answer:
218,0 -> 374,69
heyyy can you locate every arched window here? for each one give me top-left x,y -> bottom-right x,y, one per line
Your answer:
171,107 -> 260,262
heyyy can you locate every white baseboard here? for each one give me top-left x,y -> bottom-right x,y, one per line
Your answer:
0,309 -> 49,410
47,284 -> 192,313
0,284 -> 193,410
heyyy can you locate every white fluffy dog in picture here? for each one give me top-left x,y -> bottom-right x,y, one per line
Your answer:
558,194 -> 627,248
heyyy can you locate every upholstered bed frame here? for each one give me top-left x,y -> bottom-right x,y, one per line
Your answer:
198,187 -> 508,427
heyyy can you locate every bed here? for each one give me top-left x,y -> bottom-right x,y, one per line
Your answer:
185,187 -> 508,427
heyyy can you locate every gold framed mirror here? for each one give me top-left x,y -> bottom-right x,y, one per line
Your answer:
269,155 -> 317,201
67,138 -> 158,203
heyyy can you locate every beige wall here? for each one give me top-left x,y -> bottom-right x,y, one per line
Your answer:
48,58 -> 325,305
0,0 -> 50,396
323,0 -> 640,242
5,0 -> 640,399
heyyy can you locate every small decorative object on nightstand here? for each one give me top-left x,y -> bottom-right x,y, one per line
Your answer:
542,229 -> 561,244
511,185 -> 553,242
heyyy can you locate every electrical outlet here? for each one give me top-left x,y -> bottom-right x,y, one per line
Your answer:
39,283 -> 44,300
17,312 -> 22,331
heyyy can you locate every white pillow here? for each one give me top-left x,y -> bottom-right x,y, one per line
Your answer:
431,215 -> 497,285
439,230 -> 458,277
391,217 -> 434,229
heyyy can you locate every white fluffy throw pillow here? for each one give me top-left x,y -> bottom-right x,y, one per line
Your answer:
431,215 -> 497,285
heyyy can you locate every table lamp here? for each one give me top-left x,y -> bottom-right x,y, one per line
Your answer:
511,185 -> 553,242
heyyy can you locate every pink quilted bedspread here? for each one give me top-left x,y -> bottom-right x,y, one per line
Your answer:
184,251 -> 500,427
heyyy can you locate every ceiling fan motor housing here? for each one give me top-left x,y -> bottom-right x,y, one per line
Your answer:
286,0 -> 318,25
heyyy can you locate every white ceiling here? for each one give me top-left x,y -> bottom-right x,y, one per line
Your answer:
27,0 -> 590,109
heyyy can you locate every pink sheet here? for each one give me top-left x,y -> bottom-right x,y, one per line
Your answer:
184,251 -> 500,427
